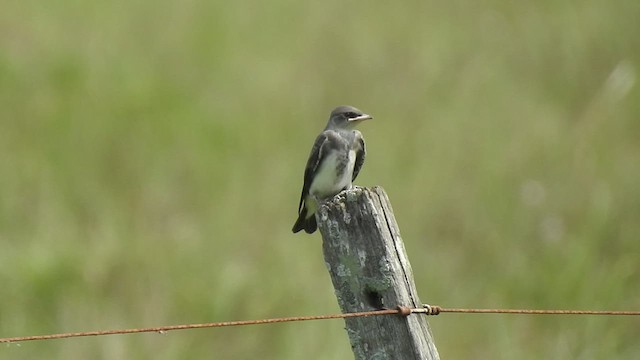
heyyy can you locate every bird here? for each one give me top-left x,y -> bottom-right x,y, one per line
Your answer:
292,105 -> 373,234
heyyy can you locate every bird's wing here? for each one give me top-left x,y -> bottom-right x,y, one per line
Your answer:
297,132 -> 330,212
352,131 -> 366,181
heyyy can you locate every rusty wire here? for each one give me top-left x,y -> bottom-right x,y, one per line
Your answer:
420,304 -> 640,316
1,305 -> 639,344
0,309 -> 400,344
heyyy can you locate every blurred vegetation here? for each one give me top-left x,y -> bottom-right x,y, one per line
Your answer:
1,0 -> 639,359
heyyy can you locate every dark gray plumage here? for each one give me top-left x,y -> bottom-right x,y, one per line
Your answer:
292,106 -> 373,234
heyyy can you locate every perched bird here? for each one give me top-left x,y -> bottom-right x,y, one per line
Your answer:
292,106 -> 373,234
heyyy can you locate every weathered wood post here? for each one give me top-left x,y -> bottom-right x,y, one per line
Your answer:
317,186 -> 439,360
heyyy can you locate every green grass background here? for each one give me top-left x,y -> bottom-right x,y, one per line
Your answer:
1,1 -> 639,359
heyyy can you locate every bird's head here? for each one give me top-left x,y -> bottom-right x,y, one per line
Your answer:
326,105 -> 373,130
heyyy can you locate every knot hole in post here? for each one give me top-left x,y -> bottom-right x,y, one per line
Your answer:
364,287 -> 384,310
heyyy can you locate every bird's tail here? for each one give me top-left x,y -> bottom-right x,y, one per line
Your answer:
292,207 -> 317,234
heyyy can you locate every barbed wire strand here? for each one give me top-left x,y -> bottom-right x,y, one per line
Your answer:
2,305 -> 639,344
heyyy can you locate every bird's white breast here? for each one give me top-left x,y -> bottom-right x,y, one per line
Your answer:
310,150 -> 356,199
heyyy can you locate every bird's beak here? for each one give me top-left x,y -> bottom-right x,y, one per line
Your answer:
349,114 -> 373,122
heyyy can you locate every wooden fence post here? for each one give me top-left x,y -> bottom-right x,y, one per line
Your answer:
317,186 -> 439,360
